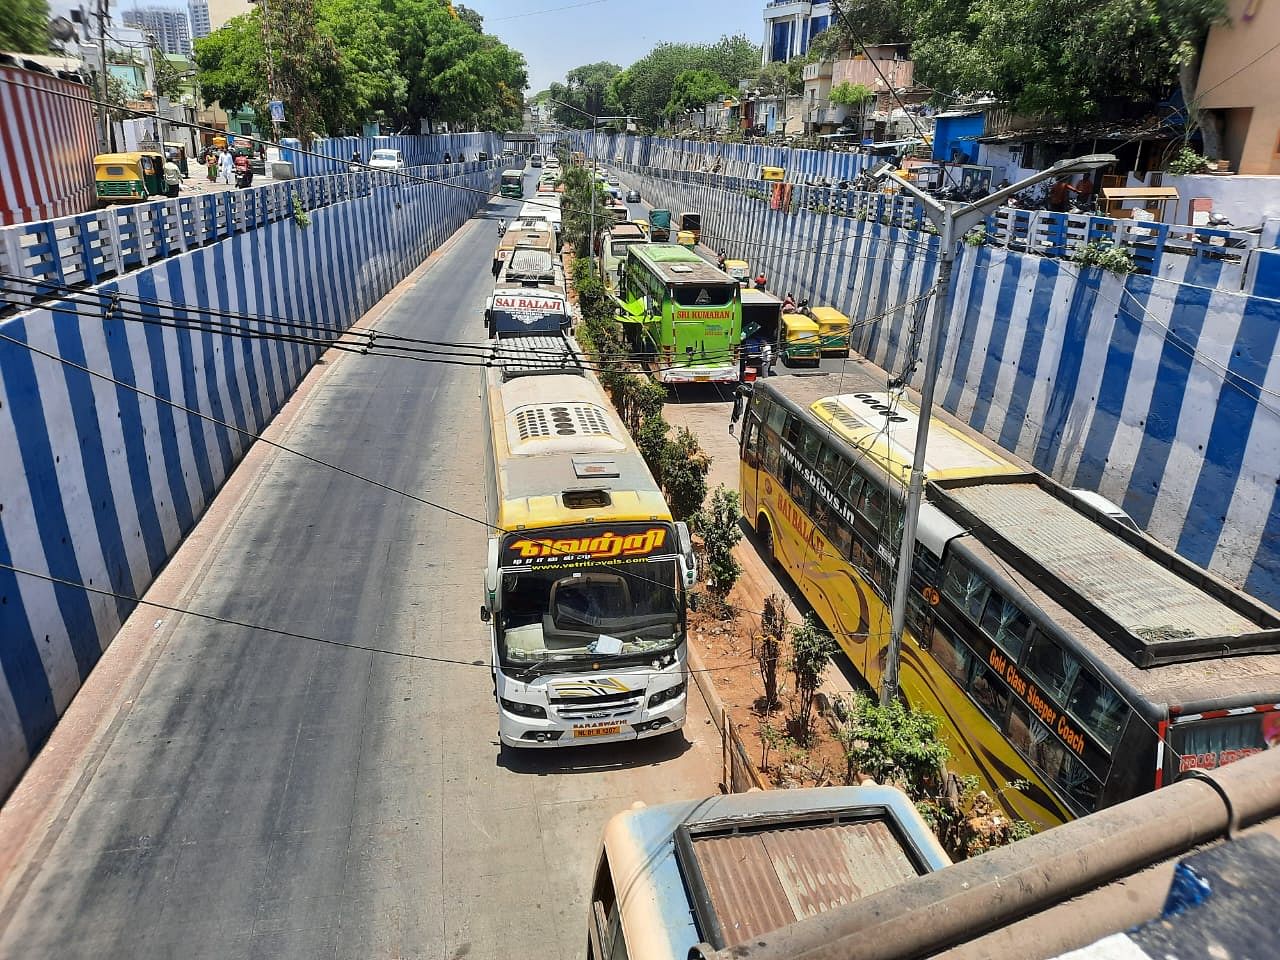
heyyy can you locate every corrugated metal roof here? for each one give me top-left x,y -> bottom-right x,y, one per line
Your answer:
692,821 -> 921,948
492,337 -> 582,380
948,483 -> 1261,642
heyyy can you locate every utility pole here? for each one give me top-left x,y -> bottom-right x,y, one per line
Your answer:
545,99 -> 634,268
871,152 -> 1117,707
95,0 -> 109,150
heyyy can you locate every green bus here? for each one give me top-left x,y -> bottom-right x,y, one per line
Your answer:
500,170 -> 524,199
617,245 -> 742,385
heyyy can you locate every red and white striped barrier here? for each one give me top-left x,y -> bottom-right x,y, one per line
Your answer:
0,67 -> 97,226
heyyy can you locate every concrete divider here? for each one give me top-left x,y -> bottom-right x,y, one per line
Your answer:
0,163 -> 502,798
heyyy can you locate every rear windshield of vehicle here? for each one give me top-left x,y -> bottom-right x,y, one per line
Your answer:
371,151 -> 398,160
671,284 -> 736,307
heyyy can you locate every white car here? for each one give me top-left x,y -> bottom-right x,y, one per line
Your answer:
368,149 -> 405,171
545,157 -> 561,170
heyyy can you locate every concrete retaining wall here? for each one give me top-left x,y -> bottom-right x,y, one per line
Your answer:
618,153 -> 1280,613
0,164 -> 500,796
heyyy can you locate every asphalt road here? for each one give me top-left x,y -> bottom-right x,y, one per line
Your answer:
0,171 -> 720,960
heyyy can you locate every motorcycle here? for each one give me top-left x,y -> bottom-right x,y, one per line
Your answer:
233,153 -> 253,189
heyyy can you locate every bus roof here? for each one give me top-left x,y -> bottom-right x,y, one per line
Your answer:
485,339 -> 670,531
740,289 -> 782,306
601,786 -> 949,959
755,373 -> 1280,697
629,244 -> 730,284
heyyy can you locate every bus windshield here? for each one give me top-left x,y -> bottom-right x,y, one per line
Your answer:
497,525 -> 681,672
671,283 -> 737,306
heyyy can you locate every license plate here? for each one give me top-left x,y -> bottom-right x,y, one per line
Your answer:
573,724 -> 621,738
694,375 -> 710,382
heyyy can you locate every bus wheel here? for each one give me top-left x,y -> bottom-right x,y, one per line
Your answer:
757,514 -> 775,566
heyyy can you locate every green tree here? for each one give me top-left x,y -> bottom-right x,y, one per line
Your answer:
548,61 -> 623,124
834,693 -> 950,789
757,594 -> 787,712
695,485 -> 743,609
660,427 -> 709,520
829,81 -> 874,106
193,15 -> 265,123
390,0 -> 526,131
609,35 -> 761,127
319,0 -> 408,122
0,0 -> 49,54
889,0 -> 1228,123
789,615 -> 836,744
454,3 -> 483,32
664,68 -> 731,119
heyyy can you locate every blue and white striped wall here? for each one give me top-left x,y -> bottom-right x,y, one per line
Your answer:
621,160 -> 1280,614
286,132 -> 503,177
0,165 -> 500,797
580,132 -> 872,183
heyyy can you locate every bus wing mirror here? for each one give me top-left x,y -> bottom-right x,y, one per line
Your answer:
676,522 -> 698,589
484,537 -> 502,610
480,605 -> 491,623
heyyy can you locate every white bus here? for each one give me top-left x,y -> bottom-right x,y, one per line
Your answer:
481,337 -> 698,747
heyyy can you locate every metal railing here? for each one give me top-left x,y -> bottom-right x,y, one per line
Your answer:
0,160 -> 503,315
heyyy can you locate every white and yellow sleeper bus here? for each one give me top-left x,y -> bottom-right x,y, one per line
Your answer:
481,337 -> 698,747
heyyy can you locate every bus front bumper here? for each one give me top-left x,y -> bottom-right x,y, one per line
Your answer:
498,698 -> 687,748
657,364 -> 739,385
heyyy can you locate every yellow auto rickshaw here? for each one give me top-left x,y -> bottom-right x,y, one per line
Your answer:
810,305 -> 851,358
725,259 -> 750,285
94,151 -> 166,205
676,230 -> 697,249
781,312 -> 821,367
163,141 -> 189,177
633,219 -> 650,237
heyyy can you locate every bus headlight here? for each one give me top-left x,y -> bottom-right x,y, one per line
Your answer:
500,697 -> 547,719
647,681 -> 686,709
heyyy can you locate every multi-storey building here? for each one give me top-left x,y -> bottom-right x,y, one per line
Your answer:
188,0 -> 211,39
761,0 -> 833,65
122,6 -> 192,55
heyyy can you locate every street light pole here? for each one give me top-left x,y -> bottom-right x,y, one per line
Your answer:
873,152 -> 1117,706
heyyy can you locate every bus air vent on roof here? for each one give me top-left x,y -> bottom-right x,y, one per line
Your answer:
670,264 -> 694,273
515,404 -> 611,440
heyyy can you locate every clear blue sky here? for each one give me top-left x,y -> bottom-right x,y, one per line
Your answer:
464,0 -> 763,94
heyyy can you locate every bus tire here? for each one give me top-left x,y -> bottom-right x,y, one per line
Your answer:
757,514 -> 775,566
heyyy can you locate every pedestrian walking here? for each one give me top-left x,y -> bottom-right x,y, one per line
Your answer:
218,148 -> 234,185
162,157 -> 182,198
206,149 -> 218,182
728,383 -> 751,435
754,273 -> 768,292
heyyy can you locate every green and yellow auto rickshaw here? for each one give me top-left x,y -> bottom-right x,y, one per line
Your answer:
94,151 -> 166,205
810,305 -> 851,358
780,312 -> 822,367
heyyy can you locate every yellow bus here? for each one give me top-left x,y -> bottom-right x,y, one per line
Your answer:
481,337 -> 698,748
738,375 -> 1280,828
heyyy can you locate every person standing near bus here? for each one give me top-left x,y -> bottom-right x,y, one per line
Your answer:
162,157 -> 182,198
761,342 -> 773,378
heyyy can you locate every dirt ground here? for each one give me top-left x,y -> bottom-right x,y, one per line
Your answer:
667,388 -> 860,789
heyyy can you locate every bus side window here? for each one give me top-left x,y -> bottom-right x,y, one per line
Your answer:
941,557 -> 991,623
969,659 -> 1011,723
817,444 -> 847,487
1066,667 -> 1128,751
1006,702 -> 1102,812
743,419 -> 760,468
782,414 -> 803,447
762,427 -> 782,475
978,596 -> 1031,660
1023,634 -> 1081,703
766,400 -> 788,435
590,857 -> 629,960
798,425 -> 823,466
928,622 -> 971,685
